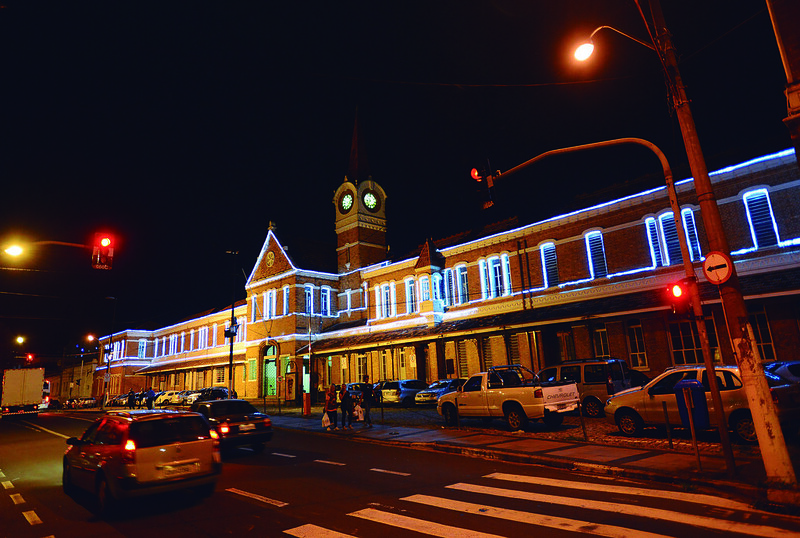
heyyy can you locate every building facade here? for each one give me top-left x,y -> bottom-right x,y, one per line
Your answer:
95,148 -> 800,405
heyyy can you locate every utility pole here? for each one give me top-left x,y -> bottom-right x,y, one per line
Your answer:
646,0 -> 795,485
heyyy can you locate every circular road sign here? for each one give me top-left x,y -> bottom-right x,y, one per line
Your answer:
703,251 -> 733,285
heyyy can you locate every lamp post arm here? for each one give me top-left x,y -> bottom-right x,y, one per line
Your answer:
589,25 -> 655,51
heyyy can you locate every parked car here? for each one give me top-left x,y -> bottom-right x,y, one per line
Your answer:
190,399 -> 272,452
155,390 -> 181,406
180,390 -> 203,405
765,360 -> 800,385
342,383 -> 371,401
62,409 -> 222,515
380,379 -> 430,406
39,398 -> 62,410
78,397 -> 98,408
196,387 -> 231,402
415,378 -> 466,405
604,364 -> 800,443
537,358 -> 634,418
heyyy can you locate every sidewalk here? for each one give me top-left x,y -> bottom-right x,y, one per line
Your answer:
261,403 -> 800,513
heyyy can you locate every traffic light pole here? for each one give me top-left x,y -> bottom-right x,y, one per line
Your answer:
490,136 -> 734,475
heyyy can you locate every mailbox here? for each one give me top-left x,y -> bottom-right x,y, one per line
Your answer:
674,379 -> 709,430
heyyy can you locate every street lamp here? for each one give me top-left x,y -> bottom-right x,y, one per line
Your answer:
574,0 -> 795,486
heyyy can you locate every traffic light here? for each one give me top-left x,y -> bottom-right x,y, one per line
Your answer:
471,167 -> 495,209
667,278 -> 692,316
92,233 -> 114,270
26,353 -> 33,362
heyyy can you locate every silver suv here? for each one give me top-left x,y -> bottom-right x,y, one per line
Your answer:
537,358 -> 635,418
63,410 -> 222,515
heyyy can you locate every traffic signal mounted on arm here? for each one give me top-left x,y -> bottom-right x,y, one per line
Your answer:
92,233 -> 114,270
471,167 -> 496,210
667,277 -> 693,316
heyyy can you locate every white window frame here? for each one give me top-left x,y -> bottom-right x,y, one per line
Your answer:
321,286 -> 331,316
137,339 -> 147,359
305,285 -> 314,315
456,265 -> 468,304
585,231 -> 608,279
541,242 -> 558,287
283,285 -> 290,315
405,278 -> 417,314
420,276 -> 431,302
743,188 -> 780,249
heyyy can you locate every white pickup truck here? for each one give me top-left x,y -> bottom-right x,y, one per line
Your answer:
437,365 -> 579,430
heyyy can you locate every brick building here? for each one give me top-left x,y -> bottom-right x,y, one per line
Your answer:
94,147 -> 800,405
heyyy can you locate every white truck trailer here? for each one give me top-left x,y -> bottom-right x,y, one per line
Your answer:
1,368 -> 46,419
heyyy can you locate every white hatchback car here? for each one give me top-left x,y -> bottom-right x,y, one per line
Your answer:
63,410 -> 222,515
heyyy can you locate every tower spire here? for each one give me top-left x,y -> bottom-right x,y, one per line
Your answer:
347,107 -> 371,185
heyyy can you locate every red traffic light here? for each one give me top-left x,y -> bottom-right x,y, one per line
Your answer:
667,278 -> 692,315
670,283 -> 684,298
26,353 -> 34,362
92,233 -> 115,270
471,168 -> 483,182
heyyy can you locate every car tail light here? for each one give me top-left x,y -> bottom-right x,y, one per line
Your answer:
263,418 -> 272,428
121,439 -> 136,464
534,388 -> 543,398
219,422 -> 230,435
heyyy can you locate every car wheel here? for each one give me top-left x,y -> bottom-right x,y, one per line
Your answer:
442,404 -> 458,426
582,397 -> 604,418
730,411 -> 757,444
95,475 -> 116,516
542,411 -> 564,428
505,405 -> 528,431
616,410 -> 643,437
62,461 -> 75,495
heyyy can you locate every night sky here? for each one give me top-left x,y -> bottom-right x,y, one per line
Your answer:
0,1 -> 790,361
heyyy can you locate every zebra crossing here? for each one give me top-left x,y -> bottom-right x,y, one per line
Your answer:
283,472 -> 800,537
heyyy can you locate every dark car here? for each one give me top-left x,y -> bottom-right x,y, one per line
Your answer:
190,399 -> 272,452
196,387 -> 231,402
63,410 -> 221,515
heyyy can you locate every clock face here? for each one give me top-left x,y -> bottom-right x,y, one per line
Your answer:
363,192 -> 378,210
266,251 -> 275,267
340,193 -> 353,212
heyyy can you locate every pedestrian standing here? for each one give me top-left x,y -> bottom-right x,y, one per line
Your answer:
146,386 -> 156,409
361,375 -> 373,428
324,384 -> 338,431
339,385 -> 354,430
126,388 -> 136,409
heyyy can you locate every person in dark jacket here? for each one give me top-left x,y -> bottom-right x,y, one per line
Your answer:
145,387 -> 156,409
339,385 -> 354,430
324,384 -> 338,431
361,375 -> 373,428
126,388 -> 136,409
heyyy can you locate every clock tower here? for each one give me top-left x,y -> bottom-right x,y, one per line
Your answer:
333,113 -> 387,273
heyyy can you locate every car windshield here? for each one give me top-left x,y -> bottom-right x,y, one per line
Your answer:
428,380 -> 448,390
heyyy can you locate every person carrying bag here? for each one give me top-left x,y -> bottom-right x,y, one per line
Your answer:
324,384 -> 338,431
339,385 -> 354,430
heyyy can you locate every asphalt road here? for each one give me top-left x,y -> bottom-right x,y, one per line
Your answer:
2,411 -> 800,537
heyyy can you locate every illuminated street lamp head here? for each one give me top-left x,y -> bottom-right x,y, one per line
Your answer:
574,42 -> 595,61
16,336 -> 25,345
5,245 -> 23,256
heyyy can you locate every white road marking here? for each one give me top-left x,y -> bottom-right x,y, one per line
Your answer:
21,420 -> 70,439
369,468 -> 410,476
314,459 -> 346,466
403,494 -> 669,538
350,507 -> 503,538
226,487 -> 288,507
0,471 -> 5,478
446,482 -> 799,538
284,523 -> 355,537
10,493 -> 25,504
486,472 -> 757,512
2,480 -> 14,489
22,510 -> 42,525
272,452 -> 296,458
